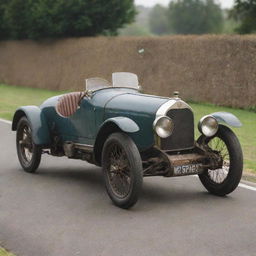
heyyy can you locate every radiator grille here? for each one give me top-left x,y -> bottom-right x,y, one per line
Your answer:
160,108 -> 194,151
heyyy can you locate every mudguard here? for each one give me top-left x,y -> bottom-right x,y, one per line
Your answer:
101,117 -> 140,133
12,106 -> 51,145
211,112 -> 242,127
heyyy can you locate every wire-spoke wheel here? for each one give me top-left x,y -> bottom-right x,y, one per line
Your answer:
107,143 -> 132,198
198,125 -> 243,196
16,117 -> 42,173
207,137 -> 230,184
102,133 -> 143,209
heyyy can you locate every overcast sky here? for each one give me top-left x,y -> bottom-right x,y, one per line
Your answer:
135,0 -> 234,9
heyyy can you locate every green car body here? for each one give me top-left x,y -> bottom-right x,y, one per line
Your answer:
12,86 -> 242,165
12,73 -> 243,208
42,88 -> 168,148
13,88 -> 172,162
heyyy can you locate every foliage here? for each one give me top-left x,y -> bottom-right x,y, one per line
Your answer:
222,17 -> 239,34
168,0 -> 224,34
135,5 -> 151,28
3,0 -> 32,39
119,23 -> 151,36
220,9 -> 239,34
119,5 -> 152,36
232,0 -> 256,34
149,4 -> 169,35
0,0 -> 136,39
0,0 -> 10,39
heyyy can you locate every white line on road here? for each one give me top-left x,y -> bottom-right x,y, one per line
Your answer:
1,118 -> 256,192
0,118 -> 12,125
238,183 -> 256,191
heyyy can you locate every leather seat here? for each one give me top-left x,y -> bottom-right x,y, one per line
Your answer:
56,92 -> 84,117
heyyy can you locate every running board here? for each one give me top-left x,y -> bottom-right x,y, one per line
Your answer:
63,141 -> 93,158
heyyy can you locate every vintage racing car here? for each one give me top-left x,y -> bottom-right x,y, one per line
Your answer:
12,72 -> 243,208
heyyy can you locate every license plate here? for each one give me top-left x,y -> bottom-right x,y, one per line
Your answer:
173,164 -> 202,176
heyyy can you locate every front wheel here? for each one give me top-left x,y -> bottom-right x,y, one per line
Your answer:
16,117 -> 42,173
198,125 -> 243,196
102,133 -> 143,209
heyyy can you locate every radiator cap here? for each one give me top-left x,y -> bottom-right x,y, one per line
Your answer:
173,91 -> 180,98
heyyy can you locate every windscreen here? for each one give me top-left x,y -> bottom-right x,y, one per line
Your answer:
85,78 -> 111,91
112,72 -> 139,89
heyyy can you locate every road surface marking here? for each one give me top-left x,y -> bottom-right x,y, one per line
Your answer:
0,118 -> 12,125
238,183 -> 256,191
1,118 -> 256,191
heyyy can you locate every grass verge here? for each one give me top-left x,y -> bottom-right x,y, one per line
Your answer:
0,83 -> 255,174
0,247 -> 15,256
0,84 -> 68,120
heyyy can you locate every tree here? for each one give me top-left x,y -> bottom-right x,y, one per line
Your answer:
3,0 -> 32,39
232,0 -> 256,34
118,5 -> 152,36
119,23 -> 151,36
0,0 -> 11,39
222,9 -> 239,34
168,0 -> 224,34
149,4 -> 169,35
0,0 -> 136,40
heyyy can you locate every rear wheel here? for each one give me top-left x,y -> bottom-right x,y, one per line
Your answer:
102,133 -> 143,209
198,125 -> 243,196
16,117 -> 42,173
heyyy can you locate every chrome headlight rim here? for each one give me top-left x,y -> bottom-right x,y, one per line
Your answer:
198,115 -> 219,137
153,115 -> 174,138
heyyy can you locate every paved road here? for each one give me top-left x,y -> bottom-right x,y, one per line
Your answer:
0,121 -> 256,256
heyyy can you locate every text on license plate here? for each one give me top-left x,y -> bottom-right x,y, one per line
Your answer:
173,164 -> 202,176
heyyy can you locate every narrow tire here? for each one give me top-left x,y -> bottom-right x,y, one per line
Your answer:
16,117 -> 42,173
102,133 -> 143,209
198,125 -> 243,196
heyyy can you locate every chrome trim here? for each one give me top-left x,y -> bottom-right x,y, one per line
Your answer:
153,116 -> 174,138
198,115 -> 219,137
156,99 -> 192,117
74,143 -> 94,152
154,99 -> 193,149
154,134 -> 161,149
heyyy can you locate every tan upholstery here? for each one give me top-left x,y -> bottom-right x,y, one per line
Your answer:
56,92 -> 84,117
